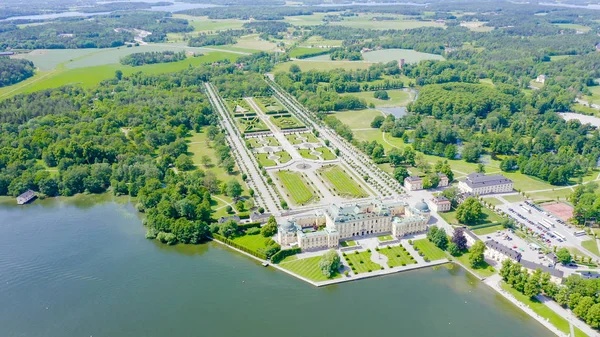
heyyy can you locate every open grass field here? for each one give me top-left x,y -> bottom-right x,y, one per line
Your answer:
289,47 -> 329,58
554,23 -> 591,32
231,34 -> 279,52
300,35 -> 344,47
582,239 -> 600,257
482,197 -> 504,206
1,50 -> 239,99
567,246 -> 593,262
187,130 -> 244,188
362,48 -> 444,63
255,153 -> 277,167
572,103 -> 600,118
344,250 -> 383,274
582,85 -> 600,105
319,165 -> 368,198
334,109 -> 382,129
329,15 -> 444,30
341,90 -> 413,108
275,151 -> 292,164
279,255 -> 342,281
282,13 -> 328,26
270,115 -> 305,129
173,14 -> 247,32
273,60 -> 373,73
549,55 -> 573,62
454,250 -> 496,277
315,147 -> 337,160
413,239 -> 446,261
500,282 -> 587,337
377,244 -> 416,267
276,170 -> 315,205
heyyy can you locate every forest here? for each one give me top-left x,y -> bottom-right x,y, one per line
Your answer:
0,57 -> 35,87
120,51 -> 189,67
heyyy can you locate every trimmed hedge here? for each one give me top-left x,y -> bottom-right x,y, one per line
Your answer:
239,222 -> 261,230
212,233 -> 267,260
469,223 -> 500,230
271,247 -> 301,264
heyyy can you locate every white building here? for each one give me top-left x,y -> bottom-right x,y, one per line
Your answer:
437,173 -> 449,187
404,176 -> 423,191
458,173 -> 513,195
277,199 -> 431,251
536,74 -> 547,84
429,196 -> 451,212
484,239 -> 522,263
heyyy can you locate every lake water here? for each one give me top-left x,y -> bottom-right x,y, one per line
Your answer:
1,2 -> 218,21
0,197 -> 554,337
379,106 -> 407,118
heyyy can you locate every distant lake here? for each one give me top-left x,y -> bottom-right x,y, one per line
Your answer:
1,2 -> 219,22
315,2 -> 428,6
379,106 -> 407,118
0,197 -> 556,337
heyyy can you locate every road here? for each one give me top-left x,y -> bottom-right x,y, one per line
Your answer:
204,83 -> 280,214
267,77 -> 404,197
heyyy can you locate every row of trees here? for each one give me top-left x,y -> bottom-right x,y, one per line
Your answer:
0,57 -> 35,87
501,260 -> 600,329
120,51 -> 188,67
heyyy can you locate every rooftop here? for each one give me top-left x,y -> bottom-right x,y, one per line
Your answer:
405,176 -> 422,182
485,239 -> 522,261
520,260 -> 564,279
463,173 -> 513,189
431,196 -> 450,204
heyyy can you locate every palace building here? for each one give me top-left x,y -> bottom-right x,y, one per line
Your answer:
277,199 -> 431,251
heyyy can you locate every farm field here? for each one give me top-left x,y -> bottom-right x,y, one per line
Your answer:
282,13 -> 328,26
300,35 -> 344,47
377,245 -> 416,267
334,109 -> 382,129
329,15 -> 444,30
231,34 -> 279,51
344,251 -> 383,274
279,255 -> 342,281
341,90 -> 414,108
173,14 -> 247,32
412,239 -> 446,261
273,60 -> 373,72
319,165 -> 368,198
553,23 -> 591,32
361,48 -> 445,63
276,170 -> 315,205
289,47 -> 329,58
1,50 -> 239,99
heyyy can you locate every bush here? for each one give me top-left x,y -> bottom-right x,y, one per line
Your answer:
145,228 -> 158,239
396,254 -> 400,257
271,247 -> 301,263
344,271 -> 349,276
401,263 -> 406,266
367,249 -> 371,253
375,247 -> 379,251
408,240 -> 413,245
360,260 -> 364,264
368,269 -> 372,273
355,251 -> 359,255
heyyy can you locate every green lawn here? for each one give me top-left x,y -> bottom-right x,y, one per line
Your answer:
187,129 -> 244,189
319,165 -> 368,198
439,207 -> 503,227
279,255 -> 342,282
500,282 -> 588,337
502,194 -> 526,203
247,136 -> 280,148
472,224 -> 505,236
270,115 -> 305,130
482,197 -> 504,206
256,153 -> 277,167
298,149 -> 320,160
289,47 -> 329,58
341,240 -> 357,247
344,251 -> 384,274
254,96 -> 287,114
230,233 -> 276,252
277,170 -> 315,205
340,90 -> 413,108
377,245 -> 416,267
301,35 -> 344,47
377,234 -> 393,241
286,132 -> 320,144
334,109 -> 382,129
315,147 -> 337,160
582,239 -> 600,257
413,239 -> 446,261
276,151 -> 292,164
455,250 -> 496,277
